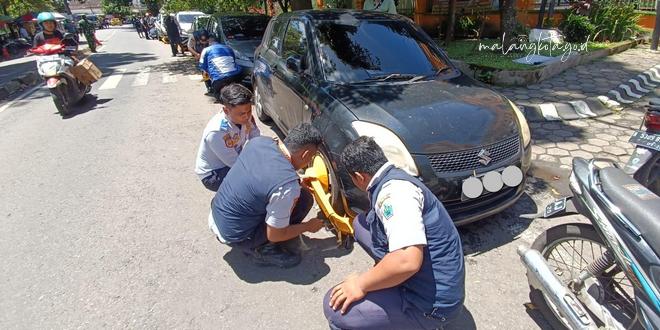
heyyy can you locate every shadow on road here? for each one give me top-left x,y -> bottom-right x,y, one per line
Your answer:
61,94 -> 112,119
91,52 -> 159,76
222,235 -> 352,285
458,192 -> 538,255
145,57 -> 198,75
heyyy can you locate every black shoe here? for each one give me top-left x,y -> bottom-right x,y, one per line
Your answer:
247,243 -> 301,268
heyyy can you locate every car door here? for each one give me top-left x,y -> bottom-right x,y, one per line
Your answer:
255,18 -> 288,127
273,19 -> 314,132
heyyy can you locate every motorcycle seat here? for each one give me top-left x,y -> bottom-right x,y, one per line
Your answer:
600,167 -> 660,256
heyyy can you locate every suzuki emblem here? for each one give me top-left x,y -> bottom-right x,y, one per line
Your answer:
478,149 -> 492,166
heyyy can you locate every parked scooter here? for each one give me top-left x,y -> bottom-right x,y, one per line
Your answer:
625,98 -> 660,196
31,33 -> 90,116
519,157 -> 659,329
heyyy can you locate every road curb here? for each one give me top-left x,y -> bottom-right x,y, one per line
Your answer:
0,71 -> 40,101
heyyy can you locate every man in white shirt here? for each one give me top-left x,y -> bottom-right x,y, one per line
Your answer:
195,83 -> 260,191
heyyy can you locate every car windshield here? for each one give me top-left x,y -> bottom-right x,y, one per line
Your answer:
220,16 -> 269,40
87,16 -> 98,22
314,19 -> 451,83
177,14 -> 198,24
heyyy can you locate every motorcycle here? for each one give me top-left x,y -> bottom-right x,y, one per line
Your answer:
624,98 -> 660,196
518,157 -> 659,329
32,34 -> 90,116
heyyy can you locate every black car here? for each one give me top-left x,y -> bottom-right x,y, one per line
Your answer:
205,13 -> 270,73
253,10 -> 532,225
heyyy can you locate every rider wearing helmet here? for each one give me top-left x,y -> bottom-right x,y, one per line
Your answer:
33,12 -> 63,48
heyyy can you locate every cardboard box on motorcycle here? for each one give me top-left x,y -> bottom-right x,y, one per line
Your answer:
69,58 -> 102,85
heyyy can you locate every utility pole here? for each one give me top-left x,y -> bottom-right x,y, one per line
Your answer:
652,0 -> 659,50
63,0 -> 73,15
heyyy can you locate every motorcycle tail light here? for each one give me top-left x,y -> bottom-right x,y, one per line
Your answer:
645,111 -> 660,132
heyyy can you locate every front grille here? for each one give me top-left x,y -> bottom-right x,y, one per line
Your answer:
427,135 -> 520,174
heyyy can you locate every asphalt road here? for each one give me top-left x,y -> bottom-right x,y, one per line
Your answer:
0,26 -> 573,329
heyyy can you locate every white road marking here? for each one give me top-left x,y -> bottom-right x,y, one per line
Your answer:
568,100 -> 597,118
539,103 -> 561,121
188,74 -> 202,81
99,68 -> 127,90
0,85 -> 43,114
132,68 -> 151,86
162,72 -> 177,84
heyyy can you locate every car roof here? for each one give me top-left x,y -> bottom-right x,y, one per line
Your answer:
177,11 -> 205,15
211,12 -> 269,19
277,9 -> 406,22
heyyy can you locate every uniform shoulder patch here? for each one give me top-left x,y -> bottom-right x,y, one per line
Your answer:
219,118 -> 230,131
382,202 -> 394,220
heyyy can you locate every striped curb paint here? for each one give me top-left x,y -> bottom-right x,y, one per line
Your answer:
519,97 -> 612,122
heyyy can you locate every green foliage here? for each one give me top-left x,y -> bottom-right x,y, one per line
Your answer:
589,0 -> 640,42
161,0 -> 261,14
102,0 -> 131,15
0,0 -> 54,16
560,13 -> 595,42
456,16 -> 478,36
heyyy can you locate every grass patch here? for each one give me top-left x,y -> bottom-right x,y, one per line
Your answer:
439,39 -> 631,71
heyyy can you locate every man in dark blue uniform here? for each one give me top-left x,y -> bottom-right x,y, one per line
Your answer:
209,123 -> 325,268
324,136 -> 465,329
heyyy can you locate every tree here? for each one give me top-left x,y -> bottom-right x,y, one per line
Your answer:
499,0 -> 518,49
0,0 -> 54,17
101,0 -> 131,15
445,0 -> 457,42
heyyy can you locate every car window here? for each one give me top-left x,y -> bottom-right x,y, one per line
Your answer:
282,20 -> 308,61
268,19 -> 287,54
314,19 -> 451,83
220,16 -> 269,40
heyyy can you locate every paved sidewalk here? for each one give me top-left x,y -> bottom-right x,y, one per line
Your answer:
494,44 -> 659,109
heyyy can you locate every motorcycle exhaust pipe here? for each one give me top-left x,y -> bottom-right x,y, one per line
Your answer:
517,246 -> 597,330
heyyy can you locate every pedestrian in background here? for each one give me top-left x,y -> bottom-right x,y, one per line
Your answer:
164,15 -> 182,56
133,16 -> 144,38
77,14 -> 97,52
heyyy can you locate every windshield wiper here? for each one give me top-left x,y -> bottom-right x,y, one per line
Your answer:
349,73 -> 423,84
426,67 -> 453,78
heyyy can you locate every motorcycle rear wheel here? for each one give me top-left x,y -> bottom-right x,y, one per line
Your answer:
528,223 -> 635,329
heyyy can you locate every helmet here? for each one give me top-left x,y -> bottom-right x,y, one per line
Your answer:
37,12 -> 56,24
80,14 -> 87,19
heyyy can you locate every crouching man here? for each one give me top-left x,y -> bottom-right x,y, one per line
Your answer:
209,123 -> 325,268
324,136 -> 466,329
195,84 -> 260,192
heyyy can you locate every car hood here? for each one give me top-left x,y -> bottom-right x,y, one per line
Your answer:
226,39 -> 261,59
329,79 -> 519,154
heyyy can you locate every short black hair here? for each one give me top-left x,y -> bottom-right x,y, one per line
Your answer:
283,123 -> 323,153
340,136 -> 388,176
219,84 -> 253,107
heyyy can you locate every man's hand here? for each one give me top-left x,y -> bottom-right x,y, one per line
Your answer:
330,274 -> 366,314
304,218 -> 324,233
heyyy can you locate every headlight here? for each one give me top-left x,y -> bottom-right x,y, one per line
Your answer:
351,121 -> 419,176
508,99 -> 531,147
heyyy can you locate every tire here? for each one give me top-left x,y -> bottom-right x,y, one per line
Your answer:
318,147 -> 346,217
253,85 -> 271,122
528,223 -> 605,330
51,89 -> 69,116
633,151 -> 660,196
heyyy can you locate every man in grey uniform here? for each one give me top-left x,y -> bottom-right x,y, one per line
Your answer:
195,84 -> 260,191
209,123 -> 325,268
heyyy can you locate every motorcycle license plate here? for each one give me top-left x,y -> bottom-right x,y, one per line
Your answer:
543,198 -> 567,218
629,130 -> 660,152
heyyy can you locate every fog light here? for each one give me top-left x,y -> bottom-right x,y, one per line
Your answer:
502,166 -> 523,187
462,177 -> 483,199
483,171 -> 504,193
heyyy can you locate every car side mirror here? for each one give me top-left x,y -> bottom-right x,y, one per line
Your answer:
286,56 -> 303,74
